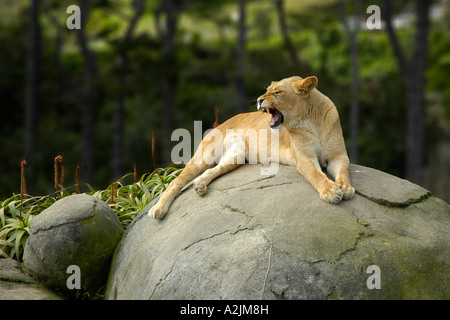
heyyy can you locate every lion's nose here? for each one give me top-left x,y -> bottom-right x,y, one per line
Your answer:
257,98 -> 264,110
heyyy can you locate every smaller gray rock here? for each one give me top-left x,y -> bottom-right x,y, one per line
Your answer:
23,194 -> 123,294
0,258 -> 62,300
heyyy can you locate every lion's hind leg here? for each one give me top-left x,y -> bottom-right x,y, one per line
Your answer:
193,162 -> 242,196
193,132 -> 245,196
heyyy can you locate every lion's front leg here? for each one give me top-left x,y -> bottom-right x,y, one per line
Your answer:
148,179 -> 184,220
296,155 -> 344,204
148,161 -> 210,220
148,199 -> 170,220
327,155 -> 355,200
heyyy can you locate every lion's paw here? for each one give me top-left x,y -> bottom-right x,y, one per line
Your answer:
320,182 -> 344,204
194,181 -> 207,196
337,183 -> 355,200
148,204 -> 167,220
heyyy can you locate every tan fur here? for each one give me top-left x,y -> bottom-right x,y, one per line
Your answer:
149,76 -> 354,220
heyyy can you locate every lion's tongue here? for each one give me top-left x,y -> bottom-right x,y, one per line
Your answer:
270,110 -> 281,127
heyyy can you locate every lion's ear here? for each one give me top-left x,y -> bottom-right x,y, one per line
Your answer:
292,76 -> 318,96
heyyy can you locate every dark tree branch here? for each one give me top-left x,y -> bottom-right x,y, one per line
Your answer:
275,0 -> 300,71
383,0 -> 408,78
124,0 -> 144,41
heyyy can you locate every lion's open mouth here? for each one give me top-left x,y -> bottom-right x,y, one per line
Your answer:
264,108 -> 284,128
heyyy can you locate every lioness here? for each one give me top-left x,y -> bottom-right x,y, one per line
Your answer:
149,75 -> 354,220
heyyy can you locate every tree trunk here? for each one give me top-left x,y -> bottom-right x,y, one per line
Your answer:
77,0 -> 97,185
156,0 -> 179,161
340,0 -> 361,164
383,0 -> 430,184
112,0 -> 144,179
406,0 -> 429,184
349,30 -> 360,164
235,0 -> 247,114
24,0 -> 41,161
112,72 -> 125,180
405,74 -> 425,184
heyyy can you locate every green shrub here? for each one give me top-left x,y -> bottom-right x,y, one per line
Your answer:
0,167 -> 182,261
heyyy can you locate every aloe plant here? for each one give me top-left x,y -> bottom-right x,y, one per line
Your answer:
0,197 -> 37,260
90,167 -> 182,226
0,166 -> 183,260
0,194 -> 60,259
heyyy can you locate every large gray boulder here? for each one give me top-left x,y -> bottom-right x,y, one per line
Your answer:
105,164 -> 449,300
24,194 -> 123,293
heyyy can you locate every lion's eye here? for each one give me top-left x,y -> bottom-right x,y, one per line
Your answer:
274,91 -> 283,95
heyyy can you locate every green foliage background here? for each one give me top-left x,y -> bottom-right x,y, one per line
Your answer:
0,0 -> 449,201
